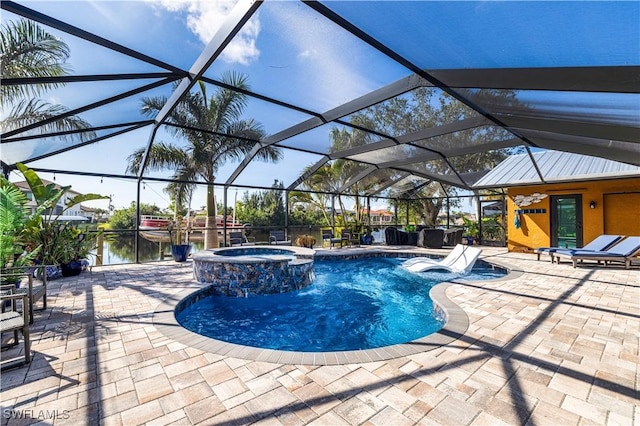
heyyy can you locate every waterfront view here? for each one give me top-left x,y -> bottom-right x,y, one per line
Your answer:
94,227 -> 387,265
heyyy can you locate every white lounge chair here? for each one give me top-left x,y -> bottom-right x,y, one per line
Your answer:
402,244 -> 482,274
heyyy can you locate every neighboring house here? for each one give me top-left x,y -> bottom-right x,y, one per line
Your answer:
474,151 -> 640,251
80,205 -> 101,223
13,179 -> 88,219
364,209 -> 394,226
438,213 -> 477,227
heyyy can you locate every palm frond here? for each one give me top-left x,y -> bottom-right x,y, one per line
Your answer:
126,141 -> 190,175
1,98 -> 96,141
0,176 -> 34,267
0,177 -> 30,234
1,19 -> 70,105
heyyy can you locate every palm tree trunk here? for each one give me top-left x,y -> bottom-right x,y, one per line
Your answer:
205,184 -> 219,249
337,196 -> 347,226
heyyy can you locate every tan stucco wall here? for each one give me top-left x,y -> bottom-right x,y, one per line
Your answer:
506,178 -> 640,251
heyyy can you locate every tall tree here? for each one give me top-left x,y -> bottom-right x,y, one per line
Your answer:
295,161 -> 353,227
314,87 -> 522,226
164,182 -> 193,221
126,73 -> 282,248
236,180 -> 286,227
0,19 -> 94,141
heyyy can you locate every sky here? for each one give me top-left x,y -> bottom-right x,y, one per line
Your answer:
2,1 -> 637,214
3,0 -> 416,212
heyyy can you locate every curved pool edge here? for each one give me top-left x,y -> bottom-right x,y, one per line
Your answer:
152,256 -> 522,366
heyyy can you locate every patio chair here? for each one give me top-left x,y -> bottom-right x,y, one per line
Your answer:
384,227 -> 417,245
321,230 -> 341,249
402,244 -> 482,274
340,229 -> 360,247
554,236 -> 640,269
535,234 -> 622,262
0,291 -> 31,369
452,229 -> 464,245
418,228 -> 444,248
0,266 -> 48,325
229,231 -> 254,246
229,231 -> 243,246
269,230 -> 291,246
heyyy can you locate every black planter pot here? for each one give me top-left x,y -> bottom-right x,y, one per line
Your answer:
171,244 -> 191,262
61,260 -> 83,277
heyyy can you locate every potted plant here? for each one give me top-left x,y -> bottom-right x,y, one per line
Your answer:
360,226 -> 375,245
0,176 -> 42,284
349,219 -> 364,237
295,234 -> 316,249
167,221 -> 191,262
462,217 -> 479,245
14,163 -> 109,276
51,223 -> 102,276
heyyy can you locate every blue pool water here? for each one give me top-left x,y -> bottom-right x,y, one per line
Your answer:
176,257 -> 506,352
215,248 -> 295,257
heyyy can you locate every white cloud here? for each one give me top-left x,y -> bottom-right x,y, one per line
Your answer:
153,0 -> 260,65
298,49 -> 316,59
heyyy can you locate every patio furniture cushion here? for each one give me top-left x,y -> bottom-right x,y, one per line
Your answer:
384,227 -> 418,246
321,230 -> 341,248
418,229 -> 444,248
555,236 -> 640,269
0,311 -> 23,332
534,234 -> 622,262
0,292 -> 31,369
1,266 -> 48,325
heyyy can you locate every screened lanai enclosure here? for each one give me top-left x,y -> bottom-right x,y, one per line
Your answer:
1,1 -> 638,264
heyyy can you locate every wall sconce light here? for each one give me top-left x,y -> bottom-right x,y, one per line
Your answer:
589,201 -> 596,209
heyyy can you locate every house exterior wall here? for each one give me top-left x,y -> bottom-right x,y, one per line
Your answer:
16,180 -> 85,218
507,178 -> 640,251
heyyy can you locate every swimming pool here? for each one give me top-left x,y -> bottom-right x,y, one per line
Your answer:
176,256 -> 507,352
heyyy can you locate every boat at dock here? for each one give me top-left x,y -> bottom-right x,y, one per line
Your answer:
139,215 -> 247,243
140,215 -> 172,230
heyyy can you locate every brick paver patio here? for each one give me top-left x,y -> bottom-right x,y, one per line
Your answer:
1,247 -> 638,425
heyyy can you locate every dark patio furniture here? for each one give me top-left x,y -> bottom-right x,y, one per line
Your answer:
322,230 -> 342,249
269,230 -> 292,246
385,227 -> 419,246
229,231 -> 255,246
341,229 -> 360,247
443,229 -> 464,247
418,229 -> 445,249
0,266 -> 48,325
0,291 -> 31,370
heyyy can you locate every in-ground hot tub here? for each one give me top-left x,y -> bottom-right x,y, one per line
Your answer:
192,246 -> 315,296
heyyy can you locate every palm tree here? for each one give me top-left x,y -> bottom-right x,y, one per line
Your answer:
295,160 -> 361,228
126,72 -> 282,248
0,19 -> 95,140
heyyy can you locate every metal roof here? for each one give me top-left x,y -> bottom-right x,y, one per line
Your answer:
473,151 -> 640,188
1,0 -> 639,199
